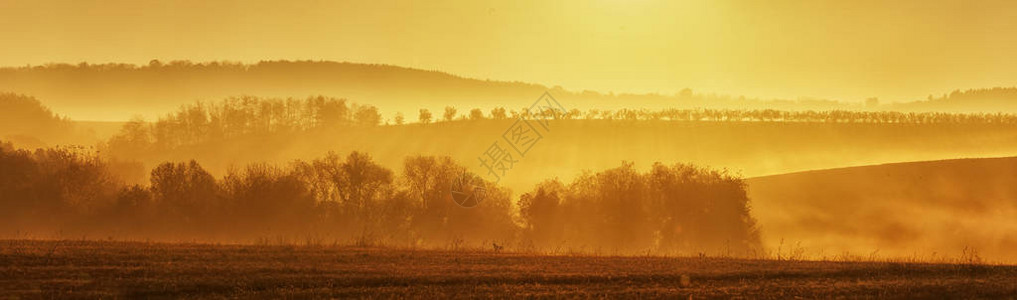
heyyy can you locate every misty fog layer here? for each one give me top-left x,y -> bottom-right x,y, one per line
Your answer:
88,95 -> 1017,195
5,90 -> 1017,260
748,157 -> 1017,263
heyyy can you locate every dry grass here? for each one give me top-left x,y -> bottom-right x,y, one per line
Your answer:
2,239 -> 1016,298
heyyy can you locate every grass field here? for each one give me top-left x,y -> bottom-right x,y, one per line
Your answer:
2,240 -> 1016,298
746,156 -> 1017,264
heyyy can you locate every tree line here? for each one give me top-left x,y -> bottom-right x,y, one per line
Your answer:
107,96 -> 1017,154
107,96 -> 380,153
0,141 -> 514,245
434,107 -> 1017,124
1,140 -> 760,255
98,95 -> 1017,176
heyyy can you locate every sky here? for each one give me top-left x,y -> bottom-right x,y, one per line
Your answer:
1,0 -> 1016,102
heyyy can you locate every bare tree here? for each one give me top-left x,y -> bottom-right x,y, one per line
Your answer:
443,106 -> 457,122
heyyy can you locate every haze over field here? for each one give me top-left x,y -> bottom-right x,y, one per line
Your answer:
5,92 -> 1017,263
748,157 -> 1017,262
2,0 -> 1017,297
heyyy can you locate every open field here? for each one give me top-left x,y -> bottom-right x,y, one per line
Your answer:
747,157 -> 1017,263
2,240 -> 1016,298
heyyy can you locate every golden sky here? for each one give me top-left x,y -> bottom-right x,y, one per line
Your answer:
2,0 -> 1016,102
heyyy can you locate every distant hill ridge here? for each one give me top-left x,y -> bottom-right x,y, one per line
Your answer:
889,87 -> 1017,113
2,60 -> 1016,120
0,60 -> 852,121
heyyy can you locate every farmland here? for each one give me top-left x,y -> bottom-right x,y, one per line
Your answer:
2,239 -> 1016,298
747,157 -> 1017,263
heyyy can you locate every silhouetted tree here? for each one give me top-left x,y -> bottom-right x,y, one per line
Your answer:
443,106 -> 457,122
518,179 -> 566,245
418,109 -> 432,124
490,107 -> 507,120
150,160 -> 220,235
518,161 -> 761,255
221,163 -> 315,237
353,105 -> 382,126
0,144 -> 118,234
394,112 -> 405,125
469,108 -> 485,121
338,152 -> 393,212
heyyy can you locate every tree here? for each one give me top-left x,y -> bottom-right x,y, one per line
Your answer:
443,106 -> 457,122
518,179 -> 566,245
401,155 -> 516,244
221,163 -> 315,235
149,160 -> 220,233
0,145 -> 116,228
110,185 -> 155,231
394,112 -> 405,125
517,161 -> 762,255
419,109 -> 432,124
310,96 -> 350,128
490,107 -> 507,120
566,108 -> 581,120
469,108 -> 485,121
402,156 -> 462,237
338,152 -> 393,211
353,105 -> 381,126
106,116 -> 151,158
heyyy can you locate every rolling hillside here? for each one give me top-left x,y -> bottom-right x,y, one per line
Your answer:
747,157 -> 1017,263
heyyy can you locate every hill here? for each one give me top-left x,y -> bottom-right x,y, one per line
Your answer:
0,93 -> 110,147
891,87 -> 1017,113
0,61 -> 861,121
747,157 -> 1017,263
0,93 -> 128,148
5,62 -> 1017,122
